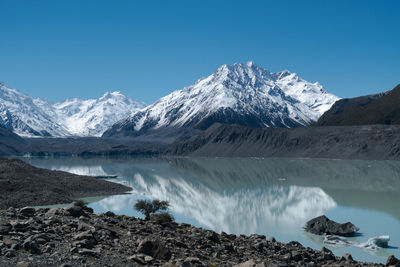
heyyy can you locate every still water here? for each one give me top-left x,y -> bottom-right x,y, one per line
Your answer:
24,157 -> 400,264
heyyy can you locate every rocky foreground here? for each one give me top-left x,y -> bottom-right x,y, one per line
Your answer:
1,207 -> 399,267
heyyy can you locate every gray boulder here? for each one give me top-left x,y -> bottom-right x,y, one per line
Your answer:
137,238 -> 171,260
304,215 -> 359,236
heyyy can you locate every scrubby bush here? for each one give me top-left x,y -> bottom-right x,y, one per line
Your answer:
134,199 -> 170,220
152,212 -> 174,224
74,200 -> 88,208
73,200 -> 93,213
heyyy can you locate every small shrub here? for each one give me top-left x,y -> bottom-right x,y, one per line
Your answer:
73,200 -> 93,213
134,199 -> 170,220
74,200 -> 88,208
152,212 -> 174,224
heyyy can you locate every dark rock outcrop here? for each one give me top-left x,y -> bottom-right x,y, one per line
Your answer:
304,215 -> 359,236
137,239 -> 171,260
386,255 -> 400,266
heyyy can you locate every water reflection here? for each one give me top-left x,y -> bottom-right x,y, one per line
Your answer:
26,157 -> 400,221
118,172 -> 336,234
25,156 -> 400,263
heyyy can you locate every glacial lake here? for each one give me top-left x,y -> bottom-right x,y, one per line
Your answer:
24,157 -> 400,264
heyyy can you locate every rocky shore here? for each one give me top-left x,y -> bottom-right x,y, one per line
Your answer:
0,158 -> 131,209
1,207 -> 399,267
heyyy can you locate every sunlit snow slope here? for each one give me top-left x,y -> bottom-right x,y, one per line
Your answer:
103,62 -> 338,140
0,81 -> 145,137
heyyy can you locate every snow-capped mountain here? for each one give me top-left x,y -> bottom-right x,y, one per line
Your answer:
53,91 -> 145,136
0,81 -> 69,137
103,62 -> 339,140
0,81 -> 145,137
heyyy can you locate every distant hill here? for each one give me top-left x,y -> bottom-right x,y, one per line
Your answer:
315,84 -> 400,126
168,123 -> 400,160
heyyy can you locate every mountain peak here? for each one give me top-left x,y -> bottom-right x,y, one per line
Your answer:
102,91 -> 124,98
246,61 -> 256,67
103,62 -> 339,141
246,61 -> 255,67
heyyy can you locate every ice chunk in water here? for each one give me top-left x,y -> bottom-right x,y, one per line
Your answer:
323,235 -> 390,250
357,235 -> 390,250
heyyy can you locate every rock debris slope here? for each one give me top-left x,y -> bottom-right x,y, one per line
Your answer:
103,62 -> 338,141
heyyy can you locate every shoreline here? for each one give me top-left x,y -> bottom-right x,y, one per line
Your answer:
0,158 -> 132,209
0,207 -> 396,266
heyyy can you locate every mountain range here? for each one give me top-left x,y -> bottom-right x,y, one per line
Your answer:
0,81 -> 145,137
103,62 -> 338,141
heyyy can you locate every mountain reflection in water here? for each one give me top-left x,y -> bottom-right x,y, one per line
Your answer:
25,156 -> 400,263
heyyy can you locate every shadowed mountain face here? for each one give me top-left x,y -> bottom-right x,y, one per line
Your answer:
315,84 -> 400,126
169,123 -> 400,160
0,125 -> 25,155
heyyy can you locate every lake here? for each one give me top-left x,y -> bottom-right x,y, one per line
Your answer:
24,156 -> 400,264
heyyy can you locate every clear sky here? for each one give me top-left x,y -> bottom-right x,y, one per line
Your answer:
1,0 -> 399,104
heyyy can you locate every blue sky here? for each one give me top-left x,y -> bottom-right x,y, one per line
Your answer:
0,0 -> 399,103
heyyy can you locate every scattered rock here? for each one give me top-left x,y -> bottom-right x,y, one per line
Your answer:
128,254 -> 146,264
144,255 -> 153,262
5,249 -> 16,258
185,257 -> 201,263
234,259 -> 256,267
291,251 -> 302,262
22,236 -> 40,254
65,206 -> 87,218
45,208 -> 61,216
0,207 -> 384,266
19,207 -> 36,217
340,253 -> 354,262
73,231 -> 97,249
387,255 -> 400,266
78,248 -> 100,257
0,221 -> 12,234
104,211 -> 115,217
304,215 -> 359,236
137,238 -> 171,260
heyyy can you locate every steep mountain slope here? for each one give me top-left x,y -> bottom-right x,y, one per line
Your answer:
168,123 -> 400,160
0,124 -> 26,155
0,82 -> 69,137
0,81 -> 145,137
315,84 -> 400,126
103,62 -> 338,141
